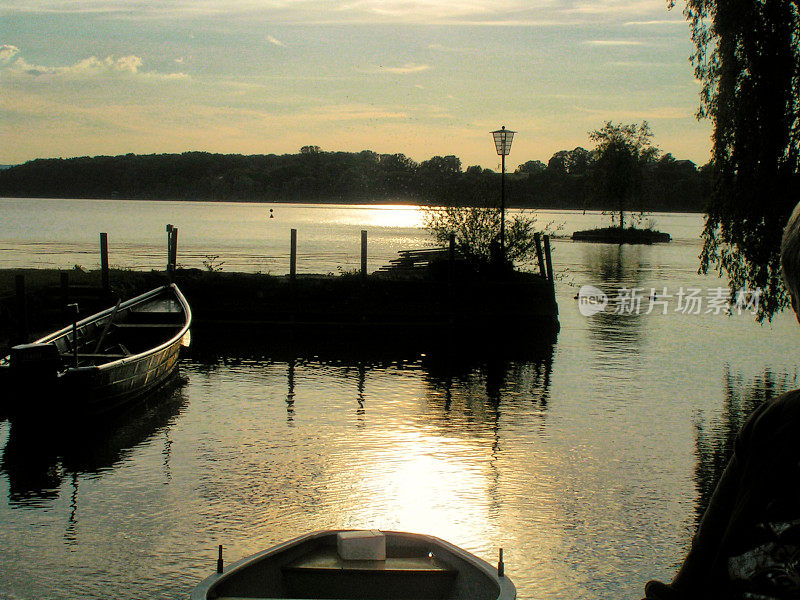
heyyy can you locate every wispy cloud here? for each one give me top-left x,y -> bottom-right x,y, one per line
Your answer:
381,63 -> 431,74
267,35 -> 286,47
0,0 -> 593,25
3,51 -> 188,81
623,19 -> 687,26
0,44 -> 20,61
583,40 -> 644,46
574,105 -> 695,120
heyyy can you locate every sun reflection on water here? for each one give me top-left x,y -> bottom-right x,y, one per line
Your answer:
364,434 -> 491,542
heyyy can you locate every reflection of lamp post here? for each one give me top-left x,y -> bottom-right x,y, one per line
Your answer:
491,126 -> 515,261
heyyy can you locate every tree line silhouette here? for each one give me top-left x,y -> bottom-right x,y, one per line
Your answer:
0,145 -> 709,212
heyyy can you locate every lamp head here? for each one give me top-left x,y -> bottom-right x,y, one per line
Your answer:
492,126 -> 516,156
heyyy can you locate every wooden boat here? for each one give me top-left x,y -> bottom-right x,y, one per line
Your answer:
0,284 -> 191,418
191,530 -> 516,600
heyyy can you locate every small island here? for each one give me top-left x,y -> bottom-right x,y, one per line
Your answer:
572,226 -> 671,244
572,122 -> 673,245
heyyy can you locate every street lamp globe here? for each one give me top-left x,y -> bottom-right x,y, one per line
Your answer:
492,126 -> 516,156
490,125 -> 516,264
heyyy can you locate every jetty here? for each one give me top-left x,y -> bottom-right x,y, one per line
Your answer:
0,229 -> 560,354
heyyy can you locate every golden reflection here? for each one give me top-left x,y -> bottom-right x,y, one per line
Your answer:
335,429 -> 495,546
332,205 -> 425,228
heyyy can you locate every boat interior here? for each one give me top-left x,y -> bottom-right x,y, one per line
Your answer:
9,294 -> 186,370
207,533 -> 500,600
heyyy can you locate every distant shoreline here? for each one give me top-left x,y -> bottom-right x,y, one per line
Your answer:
0,151 -> 709,213
0,196 -> 706,214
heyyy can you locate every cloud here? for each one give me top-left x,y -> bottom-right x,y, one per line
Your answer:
623,19 -> 687,26
582,40 -> 644,46
0,0 -> 584,25
3,51 -> 187,81
0,44 -> 20,61
380,63 -> 431,74
267,35 -> 286,47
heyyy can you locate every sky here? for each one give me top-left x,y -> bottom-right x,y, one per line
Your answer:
0,0 -> 713,170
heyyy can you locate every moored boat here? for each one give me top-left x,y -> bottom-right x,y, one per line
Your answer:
191,529 -> 516,600
0,283 -> 191,418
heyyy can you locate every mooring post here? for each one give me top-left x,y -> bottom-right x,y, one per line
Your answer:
448,233 -> 456,278
447,233 -> 456,322
290,228 -> 297,280
68,302 -> 80,368
171,227 -> 179,272
165,224 -> 174,276
543,234 -> 554,284
534,232 -> 546,279
15,274 -> 28,345
60,271 -> 70,317
361,230 -> 368,279
100,232 -> 110,292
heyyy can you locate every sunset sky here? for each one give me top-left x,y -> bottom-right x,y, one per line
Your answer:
1,0 -> 712,170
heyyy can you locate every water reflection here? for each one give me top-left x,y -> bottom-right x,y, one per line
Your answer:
1,378 -> 187,508
693,368 -> 797,522
580,245 -> 648,386
188,328 -> 555,432
183,329 -> 556,553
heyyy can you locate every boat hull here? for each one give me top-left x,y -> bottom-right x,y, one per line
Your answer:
0,284 -> 191,419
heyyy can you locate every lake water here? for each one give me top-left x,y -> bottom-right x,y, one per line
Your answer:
1,198 -> 799,600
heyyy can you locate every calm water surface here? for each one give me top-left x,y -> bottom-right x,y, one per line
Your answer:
1,199 -> 798,599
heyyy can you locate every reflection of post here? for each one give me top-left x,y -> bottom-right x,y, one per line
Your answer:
162,429 -> 173,482
356,362 -> 366,425
286,359 -> 296,425
65,472 -> 79,546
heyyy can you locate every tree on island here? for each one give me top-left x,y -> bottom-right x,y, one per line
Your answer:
670,0 -> 800,320
588,121 -> 659,230
571,122 -> 670,243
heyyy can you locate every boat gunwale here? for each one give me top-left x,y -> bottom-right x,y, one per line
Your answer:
28,283 -> 192,373
191,529 -> 515,600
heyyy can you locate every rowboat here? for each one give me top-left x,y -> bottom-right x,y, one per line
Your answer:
0,284 -> 191,418
191,530 -> 516,600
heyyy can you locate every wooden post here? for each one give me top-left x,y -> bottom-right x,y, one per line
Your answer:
170,227 -> 179,271
166,224 -> 174,275
60,271 -> 70,316
448,234 -> 456,266
360,230 -> 368,278
100,232 -> 109,292
68,303 -> 80,368
543,235 -> 554,284
290,229 -> 297,280
165,224 -> 178,279
534,232 -> 546,278
15,274 -> 28,345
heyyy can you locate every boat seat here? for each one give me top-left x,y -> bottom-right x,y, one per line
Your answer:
60,353 -> 129,359
282,557 -> 457,600
112,323 -> 181,328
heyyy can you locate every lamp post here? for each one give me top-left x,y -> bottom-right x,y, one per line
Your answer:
491,126 -> 515,262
